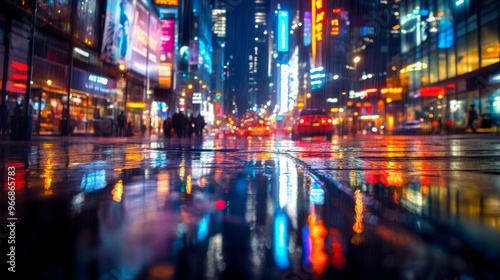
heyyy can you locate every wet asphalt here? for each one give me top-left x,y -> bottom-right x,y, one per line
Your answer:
1,133 -> 500,280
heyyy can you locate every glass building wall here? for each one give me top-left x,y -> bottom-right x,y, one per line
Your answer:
399,0 -> 500,130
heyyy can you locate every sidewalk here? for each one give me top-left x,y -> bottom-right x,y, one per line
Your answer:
0,132 -> 166,144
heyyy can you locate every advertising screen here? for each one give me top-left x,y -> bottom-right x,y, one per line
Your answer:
160,19 -> 176,64
101,0 -> 160,80
148,15 -> 161,81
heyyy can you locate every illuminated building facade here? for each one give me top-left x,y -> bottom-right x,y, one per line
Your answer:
0,0 -> 161,137
249,0 -> 271,109
156,1 -> 179,124
340,0 -> 401,132
269,0 -> 303,118
211,0 -> 227,117
176,0 -> 213,118
398,0 -> 500,130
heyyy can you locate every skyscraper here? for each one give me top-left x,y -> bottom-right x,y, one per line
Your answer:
249,0 -> 271,108
225,0 -> 254,115
211,0 -> 227,116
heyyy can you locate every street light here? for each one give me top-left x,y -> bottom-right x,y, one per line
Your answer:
353,56 -> 361,65
353,56 -> 361,91
118,63 -> 126,72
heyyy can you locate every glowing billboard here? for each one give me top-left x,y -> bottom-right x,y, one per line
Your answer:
330,9 -> 341,36
154,0 -> 178,5
160,19 -> 175,63
277,11 -> 289,52
159,19 -> 175,89
101,0 -> 161,79
304,12 -> 312,46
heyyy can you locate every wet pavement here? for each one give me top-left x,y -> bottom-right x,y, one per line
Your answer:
1,134 -> 500,279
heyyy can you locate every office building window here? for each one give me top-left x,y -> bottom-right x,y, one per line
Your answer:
429,48 -> 438,83
447,45 -> 456,78
467,30 -> 479,72
421,54 -> 429,85
37,0 -> 72,33
438,50 -> 447,81
456,36 -> 467,75
480,19 -> 499,67
75,0 -> 98,46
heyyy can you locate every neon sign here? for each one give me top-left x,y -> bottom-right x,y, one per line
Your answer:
278,11 -> 289,52
311,0 -> 325,67
330,9 -> 341,36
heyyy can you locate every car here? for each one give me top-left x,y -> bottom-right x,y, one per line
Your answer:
240,119 -> 273,136
291,108 -> 334,140
392,120 -> 423,135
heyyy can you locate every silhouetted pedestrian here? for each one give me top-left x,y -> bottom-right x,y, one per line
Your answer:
140,122 -> 146,137
163,117 -> 172,138
172,111 -> 185,138
116,111 -> 126,137
467,104 -> 478,133
187,114 -> 195,138
195,113 -> 206,138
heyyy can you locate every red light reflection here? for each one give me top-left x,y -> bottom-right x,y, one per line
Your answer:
5,162 -> 26,190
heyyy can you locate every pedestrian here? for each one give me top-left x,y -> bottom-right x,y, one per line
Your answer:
140,122 -> 146,137
163,117 -> 172,138
467,104 -> 478,133
195,113 -> 206,138
14,102 -> 23,116
187,114 -> 195,138
172,111 -> 185,138
116,111 -> 126,137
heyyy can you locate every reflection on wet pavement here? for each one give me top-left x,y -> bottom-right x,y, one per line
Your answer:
1,135 -> 500,279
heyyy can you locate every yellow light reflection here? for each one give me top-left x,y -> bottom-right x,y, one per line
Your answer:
179,159 -> 185,180
186,174 -> 192,194
387,170 -> 404,187
214,168 -> 222,182
352,189 -> 364,245
349,170 -> 358,187
125,153 -> 143,162
112,180 -> 123,202
40,143 -> 54,196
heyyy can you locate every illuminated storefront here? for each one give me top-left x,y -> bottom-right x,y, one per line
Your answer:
399,0 -> 500,130
101,0 -> 161,134
1,0 -> 110,136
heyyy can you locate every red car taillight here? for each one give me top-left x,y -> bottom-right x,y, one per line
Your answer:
299,118 -> 305,124
320,118 -> 333,124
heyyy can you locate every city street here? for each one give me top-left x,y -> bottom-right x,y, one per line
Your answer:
1,133 -> 500,279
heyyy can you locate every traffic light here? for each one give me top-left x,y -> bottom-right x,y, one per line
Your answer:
215,92 -> 222,100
